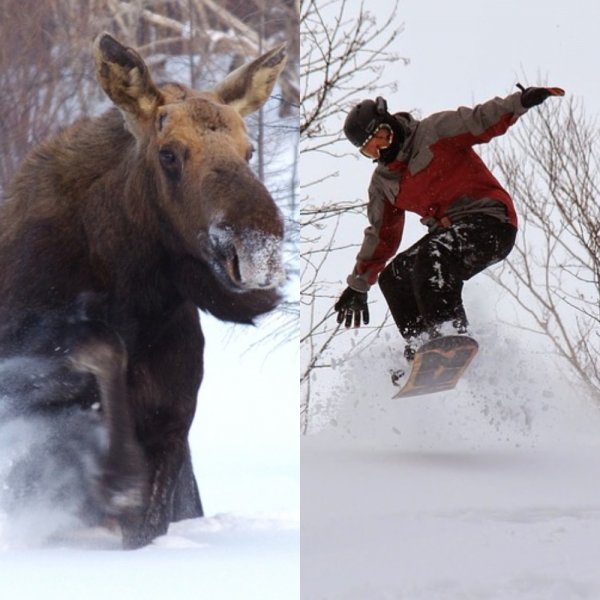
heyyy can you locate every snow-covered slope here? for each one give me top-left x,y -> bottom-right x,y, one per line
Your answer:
301,283 -> 600,599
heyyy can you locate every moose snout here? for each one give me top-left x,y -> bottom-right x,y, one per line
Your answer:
208,223 -> 285,290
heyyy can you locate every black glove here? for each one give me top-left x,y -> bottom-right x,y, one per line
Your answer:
517,83 -> 565,108
334,287 -> 369,328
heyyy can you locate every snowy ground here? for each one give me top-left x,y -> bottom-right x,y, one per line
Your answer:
302,291 -> 600,600
0,313 -> 299,600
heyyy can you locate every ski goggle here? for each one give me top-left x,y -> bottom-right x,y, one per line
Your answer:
359,124 -> 393,158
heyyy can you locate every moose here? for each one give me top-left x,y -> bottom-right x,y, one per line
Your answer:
0,33 -> 287,548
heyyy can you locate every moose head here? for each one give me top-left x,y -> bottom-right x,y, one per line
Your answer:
94,33 -> 287,296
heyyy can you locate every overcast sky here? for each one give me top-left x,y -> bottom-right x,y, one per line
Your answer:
391,0 -> 599,115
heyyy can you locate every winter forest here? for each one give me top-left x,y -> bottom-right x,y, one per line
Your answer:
1,0 -> 600,598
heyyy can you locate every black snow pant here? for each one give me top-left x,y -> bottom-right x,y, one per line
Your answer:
378,214 -> 517,341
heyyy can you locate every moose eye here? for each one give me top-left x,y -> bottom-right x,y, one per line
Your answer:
246,145 -> 255,162
158,148 -> 180,178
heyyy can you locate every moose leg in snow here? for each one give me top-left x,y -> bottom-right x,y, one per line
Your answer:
121,302 -> 204,548
68,320 -> 148,518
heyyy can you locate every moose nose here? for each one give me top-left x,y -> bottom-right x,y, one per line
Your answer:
208,223 -> 284,290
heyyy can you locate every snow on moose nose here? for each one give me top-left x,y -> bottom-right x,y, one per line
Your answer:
209,223 -> 285,290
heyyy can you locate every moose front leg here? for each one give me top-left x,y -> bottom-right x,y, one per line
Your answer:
122,302 -> 204,549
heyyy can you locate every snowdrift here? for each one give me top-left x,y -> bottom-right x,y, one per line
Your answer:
0,314 -> 299,600
302,282 -> 600,600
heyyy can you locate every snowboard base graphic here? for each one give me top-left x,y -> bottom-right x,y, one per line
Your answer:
392,335 -> 479,398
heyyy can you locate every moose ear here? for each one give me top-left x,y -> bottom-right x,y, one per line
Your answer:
212,44 -> 287,117
93,33 -> 163,120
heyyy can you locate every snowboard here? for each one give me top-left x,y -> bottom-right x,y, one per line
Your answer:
392,335 -> 479,398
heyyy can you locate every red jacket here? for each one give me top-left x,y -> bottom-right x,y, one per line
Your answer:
347,92 -> 527,292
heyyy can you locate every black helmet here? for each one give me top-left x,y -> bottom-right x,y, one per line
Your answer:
343,96 -> 389,148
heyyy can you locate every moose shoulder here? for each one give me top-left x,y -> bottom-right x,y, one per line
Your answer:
0,33 -> 287,548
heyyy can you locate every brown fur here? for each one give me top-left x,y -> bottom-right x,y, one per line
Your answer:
0,33 -> 287,548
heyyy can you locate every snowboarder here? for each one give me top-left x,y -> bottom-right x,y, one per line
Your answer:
334,85 -> 564,361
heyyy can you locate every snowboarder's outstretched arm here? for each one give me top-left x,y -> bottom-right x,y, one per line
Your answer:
427,85 -> 565,146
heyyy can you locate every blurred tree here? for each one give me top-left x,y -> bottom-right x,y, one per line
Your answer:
0,0 -> 299,191
0,0 -> 100,187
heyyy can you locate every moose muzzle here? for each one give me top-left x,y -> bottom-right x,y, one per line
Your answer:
208,223 -> 285,291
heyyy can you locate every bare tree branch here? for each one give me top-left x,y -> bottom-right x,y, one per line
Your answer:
300,0 -> 404,430
488,96 -> 600,399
